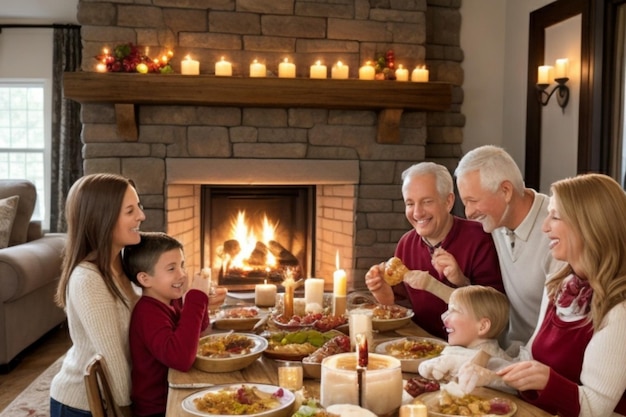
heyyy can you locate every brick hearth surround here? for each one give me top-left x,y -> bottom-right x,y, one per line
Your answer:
74,0 -> 464,290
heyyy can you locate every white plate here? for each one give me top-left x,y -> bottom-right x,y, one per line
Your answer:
417,387 -> 518,417
182,383 -> 295,417
375,337 -> 446,373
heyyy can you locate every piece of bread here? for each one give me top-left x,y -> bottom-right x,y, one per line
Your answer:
384,257 -> 409,286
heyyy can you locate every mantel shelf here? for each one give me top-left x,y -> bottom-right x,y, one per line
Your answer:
63,72 -> 453,142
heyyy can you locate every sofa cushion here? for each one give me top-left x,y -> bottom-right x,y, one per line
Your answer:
0,180 -> 37,246
0,195 -> 19,249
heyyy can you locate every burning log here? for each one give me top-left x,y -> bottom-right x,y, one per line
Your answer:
268,240 -> 299,265
248,241 -> 268,265
222,239 -> 241,257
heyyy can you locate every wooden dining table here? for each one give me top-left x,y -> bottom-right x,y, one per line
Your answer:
166,305 -> 555,417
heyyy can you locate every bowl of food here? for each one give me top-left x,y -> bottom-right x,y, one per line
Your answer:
301,333 -> 351,379
194,332 -> 268,373
182,383 -> 295,417
375,336 -> 446,373
263,329 -> 343,361
212,306 -> 266,331
416,387 -> 517,417
369,304 -> 415,332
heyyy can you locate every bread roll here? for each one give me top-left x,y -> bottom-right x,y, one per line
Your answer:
384,257 -> 408,286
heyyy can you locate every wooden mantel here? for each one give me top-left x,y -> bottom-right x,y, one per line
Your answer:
63,72 -> 453,143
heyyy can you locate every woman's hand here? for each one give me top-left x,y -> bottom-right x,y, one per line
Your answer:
497,360 -> 550,391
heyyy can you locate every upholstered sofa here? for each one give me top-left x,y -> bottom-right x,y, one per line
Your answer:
0,179 -> 67,371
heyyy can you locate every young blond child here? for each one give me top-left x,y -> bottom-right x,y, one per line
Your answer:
418,285 -> 517,394
123,232 -> 211,417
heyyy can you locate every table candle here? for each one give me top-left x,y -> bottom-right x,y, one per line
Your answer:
96,62 -> 107,73
250,59 -> 266,77
538,65 -> 552,84
395,64 -> 409,81
333,251 -> 347,317
310,60 -> 327,79
278,58 -> 296,78
181,55 -> 200,75
411,66 -> 429,82
278,361 -> 303,390
358,61 -> 375,80
304,277 -> 325,312
320,353 -> 403,415
255,280 -> 277,307
331,61 -> 349,79
399,404 -> 428,417
215,56 -> 232,76
348,309 -> 373,350
555,58 -> 569,79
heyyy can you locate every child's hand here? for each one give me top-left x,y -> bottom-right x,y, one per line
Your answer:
208,286 -> 228,312
189,271 -> 210,295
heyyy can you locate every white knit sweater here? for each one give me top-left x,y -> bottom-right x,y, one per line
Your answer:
50,262 -> 135,411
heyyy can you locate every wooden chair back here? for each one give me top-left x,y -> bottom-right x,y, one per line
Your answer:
84,354 -> 124,417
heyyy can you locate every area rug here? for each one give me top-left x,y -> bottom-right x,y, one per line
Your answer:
0,355 -> 63,417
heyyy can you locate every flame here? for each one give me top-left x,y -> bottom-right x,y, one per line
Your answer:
229,210 -> 278,269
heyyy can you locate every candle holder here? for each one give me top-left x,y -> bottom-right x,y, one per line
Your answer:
536,77 -> 570,110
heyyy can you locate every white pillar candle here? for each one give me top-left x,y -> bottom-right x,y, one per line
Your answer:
411,66 -> 429,82
278,58 -> 296,78
181,55 -> 200,75
304,277 -> 325,312
310,60 -> 327,79
215,56 -> 232,76
555,58 -> 569,79
395,64 -> 409,81
250,59 -> 266,77
537,65 -> 553,84
348,309 -> 373,350
254,281 -> 277,307
358,62 -> 375,80
331,61 -> 349,79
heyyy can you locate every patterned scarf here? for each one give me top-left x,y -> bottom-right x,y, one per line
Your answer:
555,274 -> 593,322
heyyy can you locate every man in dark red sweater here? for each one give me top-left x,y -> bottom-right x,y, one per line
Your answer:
365,162 -> 504,339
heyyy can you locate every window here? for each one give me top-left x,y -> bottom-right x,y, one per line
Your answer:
0,82 -> 48,227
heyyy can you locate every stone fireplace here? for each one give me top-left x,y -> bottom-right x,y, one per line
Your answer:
71,0 -> 465,291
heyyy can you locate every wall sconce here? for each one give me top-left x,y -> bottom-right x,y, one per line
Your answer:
536,58 -> 569,110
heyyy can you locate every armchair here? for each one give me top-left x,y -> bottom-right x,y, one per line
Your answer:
0,179 -> 67,371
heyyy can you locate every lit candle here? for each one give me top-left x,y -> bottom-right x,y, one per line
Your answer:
254,280 -> 277,308
282,277 -> 296,319
331,61 -> 349,79
250,59 -> 266,77
411,66 -> 429,82
96,62 -> 107,73
358,61 -> 375,80
555,58 -> 569,79
310,60 -> 327,79
399,404 -> 428,417
395,64 -> 409,82
333,251 -> 347,317
278,58 -> 296,78
537,65 -> 553,84
181,55 -> 200,75
215,56 -> 232,76
304,277 -> 325,313
278,362 -> 303,390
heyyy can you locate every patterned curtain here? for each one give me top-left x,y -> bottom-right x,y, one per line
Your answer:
50,26 -> 82,232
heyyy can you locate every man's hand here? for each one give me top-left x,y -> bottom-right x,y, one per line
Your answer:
364,263 -> 395,305
432,248 -> 469,287
497,360 -> 550,392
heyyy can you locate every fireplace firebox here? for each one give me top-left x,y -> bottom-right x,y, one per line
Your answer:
202,186 -> 314,290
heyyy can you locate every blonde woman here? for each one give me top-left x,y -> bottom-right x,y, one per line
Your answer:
497,174 -> 626,416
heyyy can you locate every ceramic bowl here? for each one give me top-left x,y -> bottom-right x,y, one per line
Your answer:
194,333 -> 267,373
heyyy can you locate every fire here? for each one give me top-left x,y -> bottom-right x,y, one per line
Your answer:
229,210 -> 278,269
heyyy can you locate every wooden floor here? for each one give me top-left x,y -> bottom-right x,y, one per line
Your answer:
0,324 -> 71,412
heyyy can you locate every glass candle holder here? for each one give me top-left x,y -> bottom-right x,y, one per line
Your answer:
277,361 -> 303,391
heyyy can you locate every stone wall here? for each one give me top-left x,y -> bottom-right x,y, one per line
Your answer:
74,0 -> 464,289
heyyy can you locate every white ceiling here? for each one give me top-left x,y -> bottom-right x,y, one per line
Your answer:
0,0 -> 79,24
